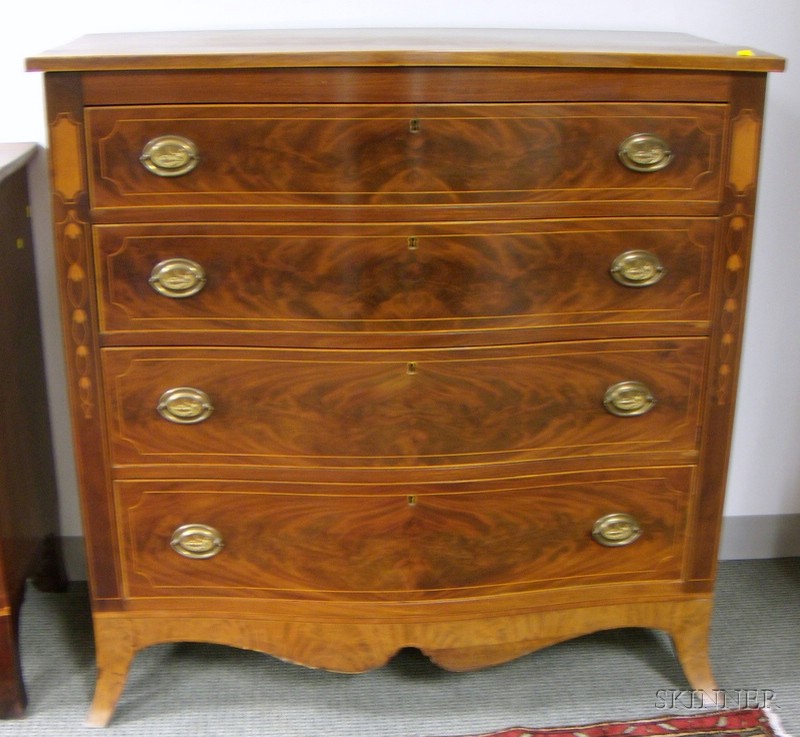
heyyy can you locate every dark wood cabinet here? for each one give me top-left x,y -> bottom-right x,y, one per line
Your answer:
0,143 -> 67,718
27,29 -> 784,726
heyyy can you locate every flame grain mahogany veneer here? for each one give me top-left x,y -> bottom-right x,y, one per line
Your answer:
27,29 -> 784,726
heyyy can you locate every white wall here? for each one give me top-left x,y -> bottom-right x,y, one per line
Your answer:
2,1 -> 799,540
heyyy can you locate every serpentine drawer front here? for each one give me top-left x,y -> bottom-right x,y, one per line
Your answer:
102,340 -> 705,468
117,469 -> 692,601
95,219 -> 714,340
27,29 -> 784,726
86,103 -> 725,211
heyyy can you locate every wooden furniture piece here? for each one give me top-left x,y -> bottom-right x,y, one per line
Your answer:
0,143 -> 67,718
27,30 -> 784,726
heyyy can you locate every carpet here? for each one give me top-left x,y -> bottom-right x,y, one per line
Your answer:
445,709 -> 792,737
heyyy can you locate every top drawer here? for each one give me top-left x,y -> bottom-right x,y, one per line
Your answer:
86,103 -> 725,215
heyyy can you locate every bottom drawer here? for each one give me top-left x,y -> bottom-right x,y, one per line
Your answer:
117,467 -> 693,601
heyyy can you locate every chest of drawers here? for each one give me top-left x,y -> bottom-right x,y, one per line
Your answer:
27,29 -> 784,726
0,144 -> 67,718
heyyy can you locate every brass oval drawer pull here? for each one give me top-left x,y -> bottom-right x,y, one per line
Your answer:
149,258 -> 207,298
157,387 -> 214,424
603,380 -> 656,417
140,135 -> 200,177
170,524 -> 224,559
618,133 -> 673,172
610,250 -> 665,287
592,513 -> 642,547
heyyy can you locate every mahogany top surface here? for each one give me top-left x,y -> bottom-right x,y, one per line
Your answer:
26,28 -> 785,73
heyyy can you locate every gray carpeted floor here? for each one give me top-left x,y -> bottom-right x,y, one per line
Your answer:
5,558 -> 799,736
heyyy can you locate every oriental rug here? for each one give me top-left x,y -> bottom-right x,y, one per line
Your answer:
442,709 -> 791,737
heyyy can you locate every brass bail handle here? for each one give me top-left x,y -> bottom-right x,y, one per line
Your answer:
171,524 -> 224,559
157,387 -> 214,424
149,258 -> 207,298
603,380 -> 656,417
140,135 -> 200,177
592,513 -> 642,547
618,133 -> 673,172
610,250 -> 665,288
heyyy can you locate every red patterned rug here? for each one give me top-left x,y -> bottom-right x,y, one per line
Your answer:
443,709 -> 790,737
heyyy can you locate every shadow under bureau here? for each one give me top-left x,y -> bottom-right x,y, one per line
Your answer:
26,29 -> 784,726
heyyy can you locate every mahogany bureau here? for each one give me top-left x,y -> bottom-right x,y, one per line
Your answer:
27,29 -> 784,726
0,143 -> 67,718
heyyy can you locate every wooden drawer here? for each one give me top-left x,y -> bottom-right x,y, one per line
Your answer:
95,219 -> 714,339
86,103 -> 724,212
102,339 -> 706,469
117,467 -> 692,601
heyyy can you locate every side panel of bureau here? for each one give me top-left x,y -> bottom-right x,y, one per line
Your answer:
683,73 -> 769,587
45,73 -> 122,601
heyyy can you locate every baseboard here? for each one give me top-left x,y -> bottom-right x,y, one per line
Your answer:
60,536 -> 88,582
718,513 -> 800,560
56,515 -> 800,582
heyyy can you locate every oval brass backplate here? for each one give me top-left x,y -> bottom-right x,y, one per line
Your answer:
149,257 -> 207,298
170,524 -> 224,559
140,135 -> 200,177
157,387 -> 214,424
592,513 -> 642,547
603,380 -> 656,417
618,133 -> 673,172
610,250 -> 665,288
